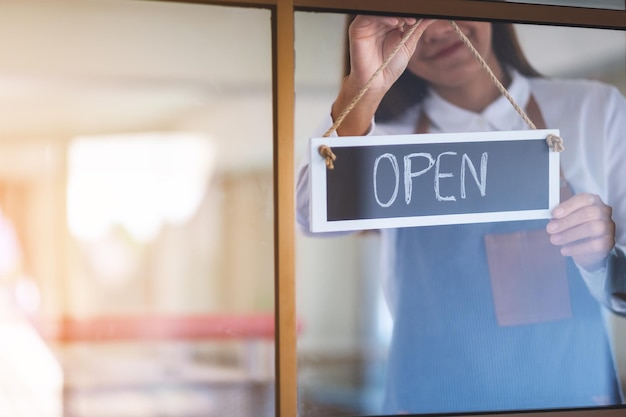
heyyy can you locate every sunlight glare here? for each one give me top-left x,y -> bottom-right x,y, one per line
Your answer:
67,133 -> 214,242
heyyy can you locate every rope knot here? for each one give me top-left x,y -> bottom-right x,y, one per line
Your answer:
318,145 -> 337,170
546,134 -> 565,152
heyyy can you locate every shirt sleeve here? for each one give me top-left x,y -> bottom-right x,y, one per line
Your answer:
577,85 -> 626,315
605,86 -> 626,246
295,113 -> 375,236
578,246 -> 626,315
602,86 -> 626,314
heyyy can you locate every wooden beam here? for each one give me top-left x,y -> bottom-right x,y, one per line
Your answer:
143,0 -> 278,8
272,1 -> 298,417
293,0 -> 626,30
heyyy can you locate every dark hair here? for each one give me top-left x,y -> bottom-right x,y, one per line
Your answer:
356,21 -> 543,122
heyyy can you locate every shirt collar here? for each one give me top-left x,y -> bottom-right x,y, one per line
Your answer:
422,69 -> 532,133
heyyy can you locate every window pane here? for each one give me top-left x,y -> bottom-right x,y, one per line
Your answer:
295,11 -> 626,416
0,1 -> 274,416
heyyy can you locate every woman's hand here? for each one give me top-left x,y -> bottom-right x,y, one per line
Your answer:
347,16 -> 433,93
332,16 -> 435,136
546,193 -> 616,271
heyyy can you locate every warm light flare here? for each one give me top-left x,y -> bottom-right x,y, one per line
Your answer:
67,133 -> 214,242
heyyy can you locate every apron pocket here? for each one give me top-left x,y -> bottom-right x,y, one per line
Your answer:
484,229 -> 572,326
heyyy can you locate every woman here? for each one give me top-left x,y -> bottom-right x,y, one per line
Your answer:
296,16 -> 626,414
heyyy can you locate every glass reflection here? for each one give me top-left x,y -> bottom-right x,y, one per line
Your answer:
295,12 -> 626,416
0,1 -> 273,416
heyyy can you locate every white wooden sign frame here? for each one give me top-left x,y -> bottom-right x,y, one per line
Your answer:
309,129 -> 561,233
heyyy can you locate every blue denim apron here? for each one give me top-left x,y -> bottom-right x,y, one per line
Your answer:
381,220 -> 621,414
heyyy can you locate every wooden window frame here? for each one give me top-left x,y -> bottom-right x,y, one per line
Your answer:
153,1 -> 625,416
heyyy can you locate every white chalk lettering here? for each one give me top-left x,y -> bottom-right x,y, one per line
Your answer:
373,153 -> 400,207
435,152 -> 457,202
461,152 -> 488,198
373,150 -> 488,208
404,153 -> 435,204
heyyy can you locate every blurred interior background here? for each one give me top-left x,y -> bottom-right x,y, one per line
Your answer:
0,2 -> 274,416
0,1 -> 622,417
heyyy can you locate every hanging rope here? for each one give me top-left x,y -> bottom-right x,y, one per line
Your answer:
447,21 -> 565,152
319,19 -> 423,169
319,19 -> 564,170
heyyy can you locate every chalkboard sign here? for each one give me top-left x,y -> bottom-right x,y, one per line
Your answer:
308,129 -> 560,233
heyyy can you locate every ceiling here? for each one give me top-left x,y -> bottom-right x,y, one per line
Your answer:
0,1 -> 274,141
